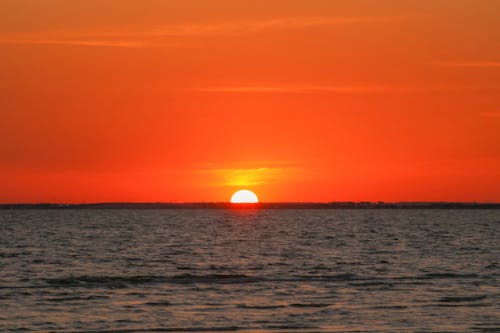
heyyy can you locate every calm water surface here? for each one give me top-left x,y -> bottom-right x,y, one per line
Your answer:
0,209 -> 498,332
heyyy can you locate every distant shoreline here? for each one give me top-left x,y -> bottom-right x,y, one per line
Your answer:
1,202 -> 499,209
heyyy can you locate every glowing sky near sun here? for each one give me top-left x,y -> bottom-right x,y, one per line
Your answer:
0,0 -> 499,203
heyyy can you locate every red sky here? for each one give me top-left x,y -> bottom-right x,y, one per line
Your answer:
1,0 -> 499,203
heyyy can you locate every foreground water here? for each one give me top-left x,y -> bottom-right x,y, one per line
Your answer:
0,209 -> 498,332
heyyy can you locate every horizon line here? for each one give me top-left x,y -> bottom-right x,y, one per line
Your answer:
1,201 -> 499,207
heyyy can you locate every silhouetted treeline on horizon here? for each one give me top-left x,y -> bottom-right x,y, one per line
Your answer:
1,202 -> 499,209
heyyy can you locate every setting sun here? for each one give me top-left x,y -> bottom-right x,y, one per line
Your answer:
230,190 -> 259,203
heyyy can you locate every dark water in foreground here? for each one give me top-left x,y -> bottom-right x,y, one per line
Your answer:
0,209 -> 498,332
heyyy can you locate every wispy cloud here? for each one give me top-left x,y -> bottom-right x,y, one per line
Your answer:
432,61 -> 500,68
479,111 -> 500,118
0,38 -> 156,48
0,15 -> 406,48
196,83 -> 499,94
148,15 -> 407,37
197,85 -> 401,94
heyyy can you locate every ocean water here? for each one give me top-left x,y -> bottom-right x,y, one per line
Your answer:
0,209 -> 498,333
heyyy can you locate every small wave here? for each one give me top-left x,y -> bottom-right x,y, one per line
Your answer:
167,328 -> 241,332
348,281 -> 394,287
469,325 -> 500,332
311,265 -> 331,271
0,252 -> 30,258
289,302 -> 330,308
417,273 -> 480,280
22,272 -> 491,291
336,261 -> 363,266
238,302 -> 329,309
168,274 -> 261,284
176,266 -> 192,270
44,274 -> 263,288
45,276 -> 163,288
264,325 -> 318,330
113,319 -> 143,324
144,301 -> 171,306
485,263 -> 498,270
435,303 -> 491,308
438,295 -> 487,303
290,273 -> 357,282
63,327 -> 242,332
370,305 -> 408,310
237,304 -> 287,309
46,295 -> 109,302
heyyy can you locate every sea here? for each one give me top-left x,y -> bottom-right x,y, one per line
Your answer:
0,209 -> 498,332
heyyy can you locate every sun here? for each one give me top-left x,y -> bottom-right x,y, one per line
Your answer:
230,190 -> 259,203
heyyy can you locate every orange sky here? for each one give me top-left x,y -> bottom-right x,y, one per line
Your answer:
1,0 -> 499,203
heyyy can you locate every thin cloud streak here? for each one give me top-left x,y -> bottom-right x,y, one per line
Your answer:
196,84 -> 499,94
149,15 -> 407,36
479,111 -> 500,118
0,39 -> 155,48
0,15 -> 407,48
432,61 -> 500,68
198,85 -> 400,94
